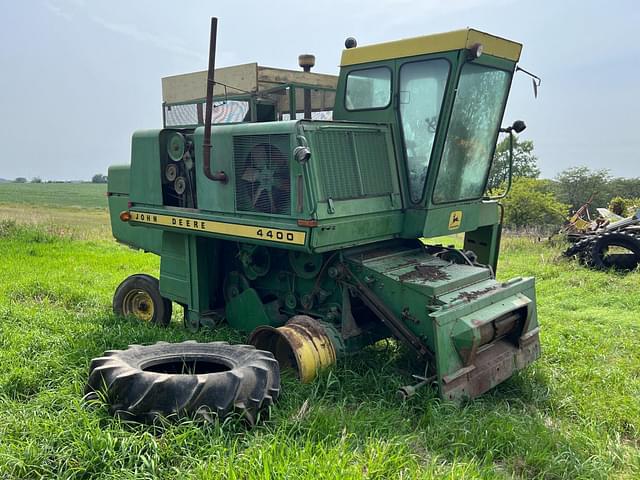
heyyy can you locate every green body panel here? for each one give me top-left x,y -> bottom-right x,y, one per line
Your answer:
129,130 -> 165,206
107,32 -> 539,400
158,232 -> 221,329
107,165 -> 130,194
225,288 -> 276,332
310,212 -> 403,252
107,165 -> 162,254
464,222 -> 503,273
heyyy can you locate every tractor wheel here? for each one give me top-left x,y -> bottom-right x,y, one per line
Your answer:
84,341 -> 280,425
113,274 -> 172,326
562,235 -> 595,258
588,232 -> 640,271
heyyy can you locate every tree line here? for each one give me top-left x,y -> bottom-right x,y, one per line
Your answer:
488,136 -> 639,229
12,174 -> 107,184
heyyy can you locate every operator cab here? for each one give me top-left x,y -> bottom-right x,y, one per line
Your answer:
334,29 -> 522,239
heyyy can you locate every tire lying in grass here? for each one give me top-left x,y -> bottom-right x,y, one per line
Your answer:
113,274 -> 172,326
562,235 -> 596,260
588,232 -> 640,271
84,341 -> 280,425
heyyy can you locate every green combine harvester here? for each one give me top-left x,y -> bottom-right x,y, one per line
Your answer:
106,19 -> 540,402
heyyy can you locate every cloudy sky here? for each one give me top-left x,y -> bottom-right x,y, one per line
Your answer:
1,0 -> 636,180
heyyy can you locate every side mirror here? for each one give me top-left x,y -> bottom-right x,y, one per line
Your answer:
500,120 -> 526,134
512,120 -> 526,133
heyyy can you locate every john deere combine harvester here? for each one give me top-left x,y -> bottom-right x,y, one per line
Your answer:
107,19 -> 540,402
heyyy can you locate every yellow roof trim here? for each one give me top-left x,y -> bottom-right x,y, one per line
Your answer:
340,29 -> 522,66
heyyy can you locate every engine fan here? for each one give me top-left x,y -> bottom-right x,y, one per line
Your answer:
237,143 -> 290,214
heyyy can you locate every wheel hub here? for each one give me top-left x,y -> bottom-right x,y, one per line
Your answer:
123,290 -> 155,322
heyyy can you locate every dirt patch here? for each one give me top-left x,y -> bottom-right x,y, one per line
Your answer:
454,286 -> 497,302
399,264 -> 450,282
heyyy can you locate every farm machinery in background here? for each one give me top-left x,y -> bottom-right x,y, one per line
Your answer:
97,18 -> 541,419
562,200 -> 640,270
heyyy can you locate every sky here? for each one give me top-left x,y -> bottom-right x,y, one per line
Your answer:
0,0 -> 637,181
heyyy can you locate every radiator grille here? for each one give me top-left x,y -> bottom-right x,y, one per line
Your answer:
314,129 -> 393,200
234,134 -> 291,215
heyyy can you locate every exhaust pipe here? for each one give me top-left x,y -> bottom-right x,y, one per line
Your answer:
202,17 -> 227,183
298,54 -> 315,120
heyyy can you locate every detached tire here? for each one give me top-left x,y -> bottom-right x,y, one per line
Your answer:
588,232 -> 640,271
113,274 -> 172,326
85,341 -> 280,424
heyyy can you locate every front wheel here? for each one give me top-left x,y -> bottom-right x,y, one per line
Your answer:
113,274 -> 172,326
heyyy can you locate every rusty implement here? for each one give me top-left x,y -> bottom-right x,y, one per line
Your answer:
563,209 -> 640,271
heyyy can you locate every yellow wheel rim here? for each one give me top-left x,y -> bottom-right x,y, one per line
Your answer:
122,289 -> 155,322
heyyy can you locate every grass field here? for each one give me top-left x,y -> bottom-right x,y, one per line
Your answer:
0,183 -> 110,240
1,184 -> 639,479
0,183 -> 107,209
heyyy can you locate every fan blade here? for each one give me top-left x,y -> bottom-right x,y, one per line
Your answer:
272,178 -> 290,191
251,144 -> 269,163
252,186 -> 267,207
242,167 -> 259,183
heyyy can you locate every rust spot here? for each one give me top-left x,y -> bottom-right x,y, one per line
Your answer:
454,286 -> 498,302
287,315 -> 327,340
399,264 -> 450,282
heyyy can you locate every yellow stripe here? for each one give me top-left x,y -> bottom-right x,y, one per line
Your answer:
130,211 -> 306,245
340,29 -> 521,66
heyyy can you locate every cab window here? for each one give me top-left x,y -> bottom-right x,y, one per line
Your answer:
345,67 -> 391,110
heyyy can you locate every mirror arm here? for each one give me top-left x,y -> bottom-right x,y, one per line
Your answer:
490,131 -> 514,200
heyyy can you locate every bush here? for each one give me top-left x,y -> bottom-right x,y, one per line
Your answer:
499,177 -> 570,230
608,197 -> 627,216
608,196 -> 640,217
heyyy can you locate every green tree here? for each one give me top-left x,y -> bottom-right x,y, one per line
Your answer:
500,177 -> 569,229
14,177 -> 27,183
91,173 -> 107,184
30,177 -> 42,183
607,177 -> 640,199
553,166 -> 612,215
487,135 -> 540,191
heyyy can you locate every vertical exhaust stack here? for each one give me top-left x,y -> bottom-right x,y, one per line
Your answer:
298,54 -> 315,120
202,17 -> 227,183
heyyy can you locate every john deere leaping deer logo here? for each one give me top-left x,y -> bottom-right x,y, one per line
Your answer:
448,210 -> 462,230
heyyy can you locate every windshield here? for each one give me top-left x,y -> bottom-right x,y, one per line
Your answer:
398,59 -> 450,202
433,64 -> 511,203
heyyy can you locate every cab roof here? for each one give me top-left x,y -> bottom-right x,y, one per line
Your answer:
340,28 -> 522,66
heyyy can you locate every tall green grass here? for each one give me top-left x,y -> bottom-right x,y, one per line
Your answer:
0,220 -> 639,478
0,183 -> 107,209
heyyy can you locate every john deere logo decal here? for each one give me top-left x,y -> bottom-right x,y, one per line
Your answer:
448,210 -> 462,230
